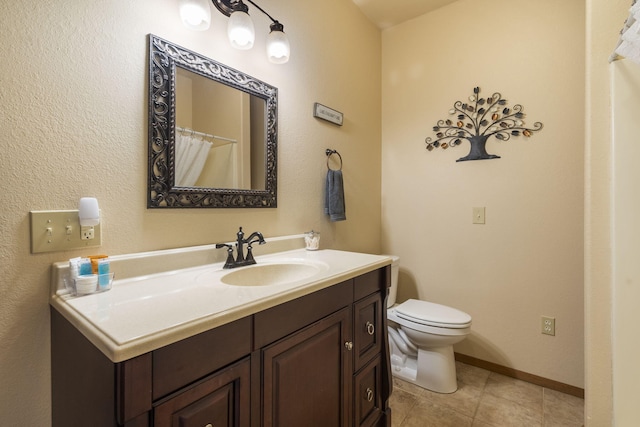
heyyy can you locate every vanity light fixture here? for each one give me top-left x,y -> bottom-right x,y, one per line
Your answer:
178,0 -> 212,31
178,0 -> 290,64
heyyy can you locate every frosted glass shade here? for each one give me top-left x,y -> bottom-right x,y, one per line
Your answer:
228,11 -> 255,50
266,28 -> 290,64
78,197 -> 100,227
178,0 -> 211,31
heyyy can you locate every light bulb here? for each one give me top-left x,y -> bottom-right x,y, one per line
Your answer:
266,25 -> 290,64
228,11 -> 255,50
178,0 -> 211,31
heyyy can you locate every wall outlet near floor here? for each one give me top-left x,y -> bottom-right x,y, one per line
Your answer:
541,316 -> 555,336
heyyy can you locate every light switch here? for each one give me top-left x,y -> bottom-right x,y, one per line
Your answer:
472,207 -> 485,224
29,210 -> 102,254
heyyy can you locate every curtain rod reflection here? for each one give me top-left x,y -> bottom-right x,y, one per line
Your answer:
176,126 -> 238,144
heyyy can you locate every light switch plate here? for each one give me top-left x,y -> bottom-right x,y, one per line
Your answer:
472,207 -> 486,224
30,210 -> 102,254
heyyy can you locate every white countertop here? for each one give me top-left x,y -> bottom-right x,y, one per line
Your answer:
51,245 -> 391,363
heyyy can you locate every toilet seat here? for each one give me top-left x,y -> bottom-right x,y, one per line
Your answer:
394,299 -> 472,329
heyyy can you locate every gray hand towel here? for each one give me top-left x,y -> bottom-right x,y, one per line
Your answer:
324,169 -> 346,222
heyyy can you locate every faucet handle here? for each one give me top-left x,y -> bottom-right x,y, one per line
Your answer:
245,245 -> 256,264
215,243 -> 235,269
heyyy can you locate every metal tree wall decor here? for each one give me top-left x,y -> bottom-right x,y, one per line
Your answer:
425,87 -> 543,162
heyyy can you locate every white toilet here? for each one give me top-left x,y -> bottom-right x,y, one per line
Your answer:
386,256 -> 472,393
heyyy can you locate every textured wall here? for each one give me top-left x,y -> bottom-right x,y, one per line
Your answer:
0,1 -> 381,424
381,0 -> 585,388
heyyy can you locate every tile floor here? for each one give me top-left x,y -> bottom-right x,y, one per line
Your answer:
389,362 -> 584,427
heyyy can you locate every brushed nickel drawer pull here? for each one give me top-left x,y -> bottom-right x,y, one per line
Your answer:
366,321 -> 375,335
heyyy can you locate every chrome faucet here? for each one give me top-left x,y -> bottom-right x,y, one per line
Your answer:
215,227 -> 266,269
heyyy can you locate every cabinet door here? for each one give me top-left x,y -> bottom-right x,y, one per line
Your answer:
353,293 -> 383,372
262,307 -> 352,427
154,357 -> 250,427
353,356 -> 382,427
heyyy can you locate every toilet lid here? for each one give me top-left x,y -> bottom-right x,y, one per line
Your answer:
395,299 -> 472,329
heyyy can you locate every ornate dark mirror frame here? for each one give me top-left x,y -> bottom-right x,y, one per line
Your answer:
148,34 -> 278,208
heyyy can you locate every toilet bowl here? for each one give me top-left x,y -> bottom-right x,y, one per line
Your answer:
385,256 -> 472,393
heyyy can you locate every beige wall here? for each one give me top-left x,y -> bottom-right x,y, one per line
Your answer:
0,1 -> 381,424
1,0 -> 637,424
381,0 -> 585,388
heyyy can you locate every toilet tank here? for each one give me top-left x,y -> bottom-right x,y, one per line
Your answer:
385,255 -> 400,308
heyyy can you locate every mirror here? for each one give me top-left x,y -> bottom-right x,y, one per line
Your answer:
148,34 -> 278,208
174,68 -> 267,190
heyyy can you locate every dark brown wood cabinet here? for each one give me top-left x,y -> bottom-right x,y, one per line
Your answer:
352,272 -> 386,427
353,292 -> 383,373
261,308 -> 351,427
51,266 -> 391,427
354,356 -> 383,427
154,358 -> 250,427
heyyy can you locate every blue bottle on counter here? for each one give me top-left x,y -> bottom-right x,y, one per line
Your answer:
98,258 -> 110,289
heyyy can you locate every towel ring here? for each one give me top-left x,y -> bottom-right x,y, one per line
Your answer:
326,149 -> 343,171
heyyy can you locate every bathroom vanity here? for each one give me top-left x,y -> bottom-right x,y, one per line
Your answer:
50,242 -> 392,427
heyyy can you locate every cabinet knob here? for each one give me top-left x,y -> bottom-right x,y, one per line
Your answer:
205,424 -> 213,427
344,341 -> 353,350
365,387 -> 374,402
366,321 -> 375,336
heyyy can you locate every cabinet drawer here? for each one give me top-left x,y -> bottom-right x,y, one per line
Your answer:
353,356 -> 382,427
153,316 -> 252,399
353,267 -> 389,301
154,357 -> 250,427
254,279 -> 352,349
353,293 -> 383,371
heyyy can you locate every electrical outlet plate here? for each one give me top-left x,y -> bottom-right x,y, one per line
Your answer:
541,316 -> 555,336
81,226 -> 95,240
30,210 -> 102,254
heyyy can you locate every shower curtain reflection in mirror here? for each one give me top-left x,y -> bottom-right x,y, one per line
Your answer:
175,67 -> 256,190
175,133 -> 212,187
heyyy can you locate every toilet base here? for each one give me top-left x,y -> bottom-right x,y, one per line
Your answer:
390,343 -> 458,394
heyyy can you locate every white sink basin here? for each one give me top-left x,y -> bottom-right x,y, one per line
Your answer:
52,247 -> 393,362
221,262 -> 324,286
